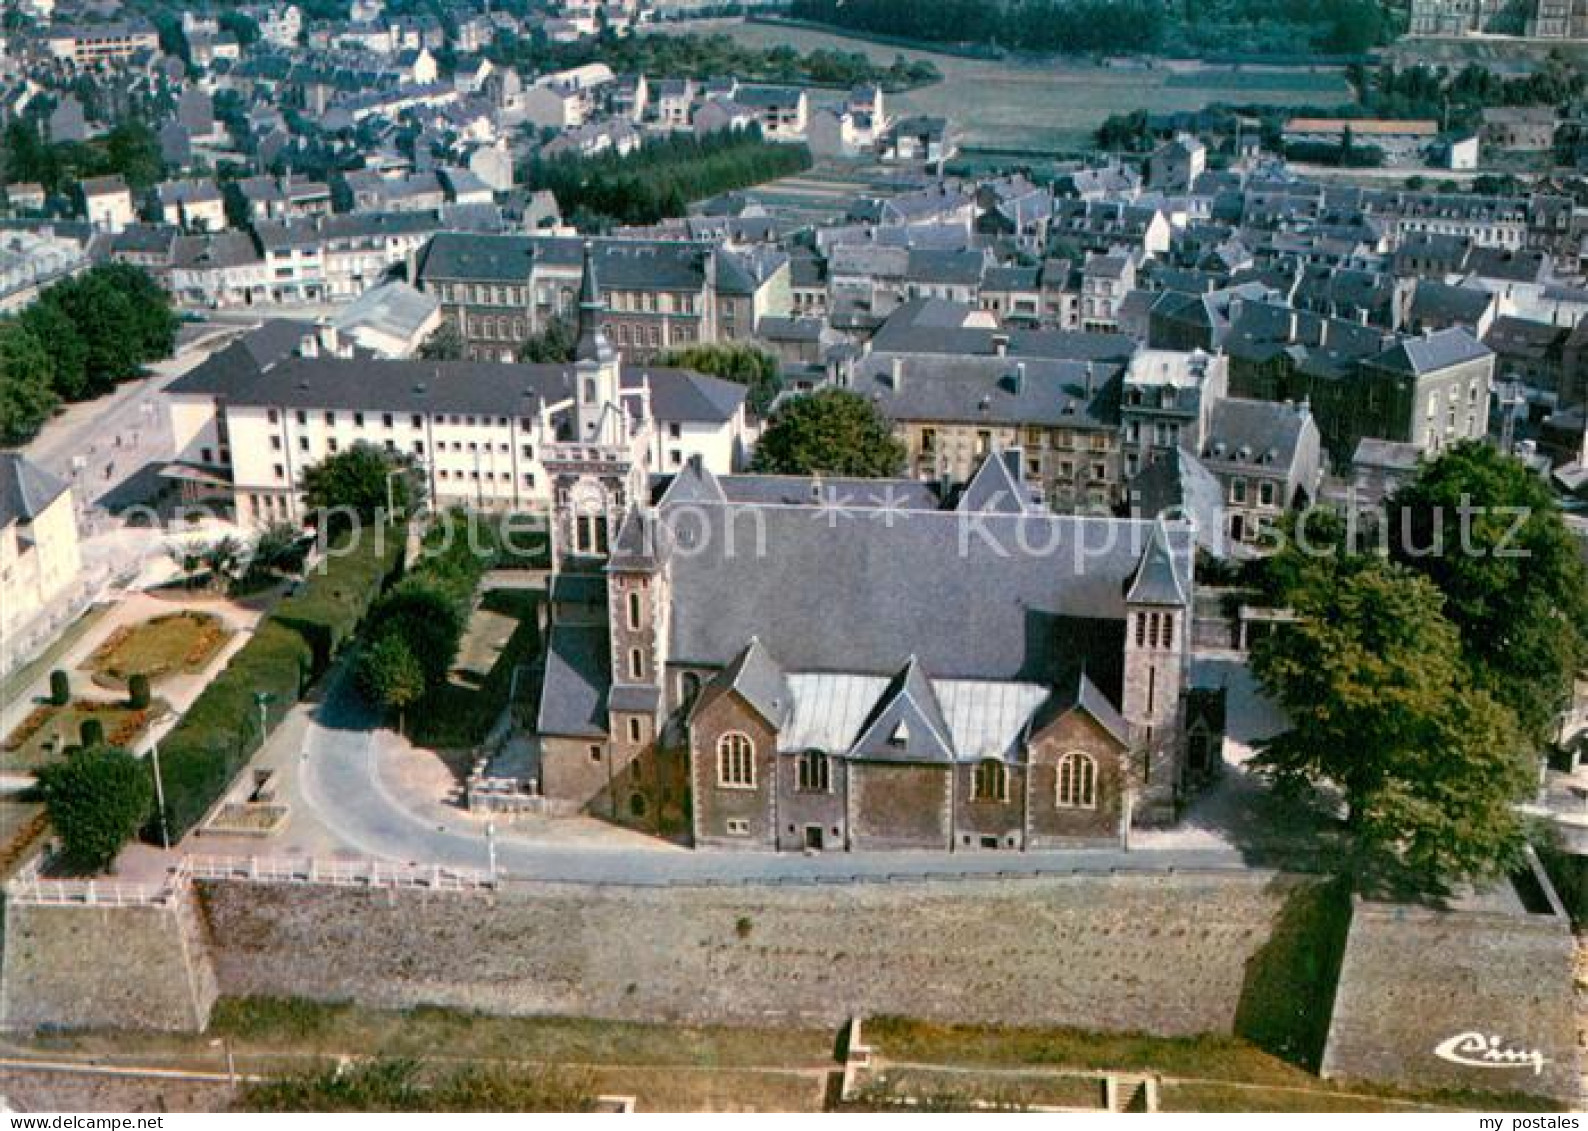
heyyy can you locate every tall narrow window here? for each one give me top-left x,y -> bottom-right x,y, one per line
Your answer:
796,750 -> 830,793
972,759 -> 1008,802
629,648 -> 644,681
1057,753 -> 1097,809
627,590 -> 642,631
717,733 -> 755,788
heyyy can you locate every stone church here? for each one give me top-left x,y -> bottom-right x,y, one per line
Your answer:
531,258 -> 1206,851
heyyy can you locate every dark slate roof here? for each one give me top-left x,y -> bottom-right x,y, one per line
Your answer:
0,453 -> 68,527
1033,671 -> 1131,748
1124,522 -> 1187,607
1129,447 -> 1225,553
536,623 -> 610,737
1409,279 -> 1495,325
956,449 -> 1036,514
658,503 -> 1193,684
871,299 -> 1134,363
854,352 -> 1122,429
626,369 -> 745,424
848,657 -> 956,763
1368,327 -> 1491,375
1204,398 -> 1311,470
416,232 -> 712,289
716,637 -> 791,729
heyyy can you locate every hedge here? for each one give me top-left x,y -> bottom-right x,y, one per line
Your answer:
153,620 -> 311,838
153,526 -> 403,839
272,527 -> 405,676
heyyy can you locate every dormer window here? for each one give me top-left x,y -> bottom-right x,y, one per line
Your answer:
889,720 -> 910,747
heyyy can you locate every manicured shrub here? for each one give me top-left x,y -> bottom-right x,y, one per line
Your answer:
127,672 -> 151,710
79,717 -> 105,748
49,669 -> 69,706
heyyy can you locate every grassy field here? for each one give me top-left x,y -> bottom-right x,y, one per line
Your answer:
85,611 -> 232,685
11,1000 -> 1566,1113
860,1018 -> 1567,1112
648,20 -> 1355,149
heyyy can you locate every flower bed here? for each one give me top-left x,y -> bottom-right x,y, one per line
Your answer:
87,611 -> 233,686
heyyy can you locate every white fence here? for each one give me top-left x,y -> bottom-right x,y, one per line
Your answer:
5,858 -> 190,908
186,854 -> 496,892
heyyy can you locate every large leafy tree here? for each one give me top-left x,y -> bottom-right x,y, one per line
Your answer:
750,388 -> 905,477
367,577 -> 466,690
357,634 -> 426,730
0,320 -> 59,444
35,744 -> 154,874
1253,557 -> 1535,896
660,342 -> 782,416
516,317 -> 576,364
300,443 -> 421,525
1386,441 -> 1588,743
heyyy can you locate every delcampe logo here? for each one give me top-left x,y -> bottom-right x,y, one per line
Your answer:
1433,1031 -> 1550,1076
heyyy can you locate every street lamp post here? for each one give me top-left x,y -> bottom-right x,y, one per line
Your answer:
149,740 -> 171,850
485,821 -> 498,885
253,691 -> 274,747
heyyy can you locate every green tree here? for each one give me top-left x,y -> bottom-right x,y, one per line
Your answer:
1386,441 -> 1588,743
1252,558 -> 1534,896
516,316 -> 576,364
357,634 -> 426,730
300,443 -> 421,525
367,577 -> 466,690
35,744 -> 154,874
660,342 -> 782,416
417,321 -> 464,361
249,522 -> 309,578
0,320 -> 59,444
17,300 -> 87,401
751,388 -> 906,477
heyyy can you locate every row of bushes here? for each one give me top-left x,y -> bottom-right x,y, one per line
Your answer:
153,528 -> 404,839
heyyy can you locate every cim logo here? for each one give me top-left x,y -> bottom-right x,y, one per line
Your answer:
1433,1032 -> 1550,1076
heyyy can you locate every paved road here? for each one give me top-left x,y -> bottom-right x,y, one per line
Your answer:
248,661 -> 1255,886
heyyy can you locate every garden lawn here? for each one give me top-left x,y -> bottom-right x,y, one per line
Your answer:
85,611 -> 232,685
2,699 -> 163,772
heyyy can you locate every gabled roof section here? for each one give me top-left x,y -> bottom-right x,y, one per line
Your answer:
1125,520 -> 1188,607
0,453 -> 68,528
957,448 -> 1035,514
1031,671 -> 1131,749
715,637 -> 791,730
849,657 -> 955,763
656,456 -> 727,507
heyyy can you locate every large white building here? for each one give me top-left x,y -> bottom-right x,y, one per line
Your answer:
0,454 -> 81,643
163,255 -> 753,526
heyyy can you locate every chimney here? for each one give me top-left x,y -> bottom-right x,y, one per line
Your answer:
299,331 -> 318,358
1012,361 -> 1026,394
891,356 -> 904,390
992,333 -> 1009,358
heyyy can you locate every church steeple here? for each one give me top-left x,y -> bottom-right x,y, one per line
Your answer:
575,240 -> 613,365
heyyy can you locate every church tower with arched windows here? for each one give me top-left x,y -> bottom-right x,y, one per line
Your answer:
1120,520 -> 1191,821
544,243 -> 654,570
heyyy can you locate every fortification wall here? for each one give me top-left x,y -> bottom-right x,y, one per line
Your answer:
198,870 -> 1315,1036
1,888 -> 217,1033
1321,888 -> 1581,1104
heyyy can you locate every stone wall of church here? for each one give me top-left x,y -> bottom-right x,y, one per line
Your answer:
1026,709 -> 1128,847
690,686 -> 779,848
848,762 -> 952,850
196,869 -> 1318,1038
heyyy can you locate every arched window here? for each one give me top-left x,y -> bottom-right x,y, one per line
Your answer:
717,732 -> 755,788
796,750 -> 829,793
972,759 -> 1007,803
1057,753 -> 1097,809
